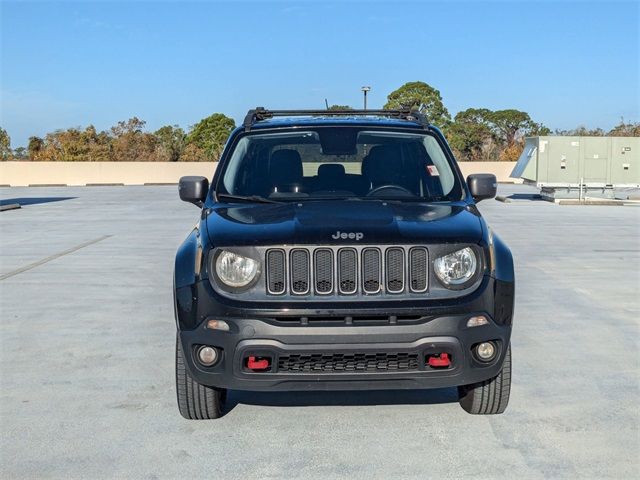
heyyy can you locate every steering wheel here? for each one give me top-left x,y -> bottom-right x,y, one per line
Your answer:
366,185 -> 414,197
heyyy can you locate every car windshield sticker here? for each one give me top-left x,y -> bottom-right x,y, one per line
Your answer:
426,165 -> 440,176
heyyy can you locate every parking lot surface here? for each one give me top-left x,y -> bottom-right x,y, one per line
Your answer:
1,185 -> 639,479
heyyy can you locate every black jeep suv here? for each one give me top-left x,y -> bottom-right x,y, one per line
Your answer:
174,108 -> 514,419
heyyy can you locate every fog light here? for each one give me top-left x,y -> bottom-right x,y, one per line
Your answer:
197,346 -> 219,366
467,315 -> 489,328
475,342 -> 496,361
206,319 -> 230,331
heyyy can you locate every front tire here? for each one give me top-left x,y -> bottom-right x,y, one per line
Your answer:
458,344 -> 511,415
175,337 -> 226,419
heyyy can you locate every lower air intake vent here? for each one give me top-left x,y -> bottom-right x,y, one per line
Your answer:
278,352 -> 420,373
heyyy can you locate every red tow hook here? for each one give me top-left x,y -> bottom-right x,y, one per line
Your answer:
427,353 -> 451,368
247,356 -> 271,371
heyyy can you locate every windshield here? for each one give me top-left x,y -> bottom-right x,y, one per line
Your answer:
218,128 -> 462,202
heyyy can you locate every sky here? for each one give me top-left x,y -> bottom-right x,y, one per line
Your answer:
1,0 -> 638,148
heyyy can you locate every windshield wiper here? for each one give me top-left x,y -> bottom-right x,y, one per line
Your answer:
216,193 -> 283,204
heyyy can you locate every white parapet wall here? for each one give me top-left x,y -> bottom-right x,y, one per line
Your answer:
0,161 -> 520,187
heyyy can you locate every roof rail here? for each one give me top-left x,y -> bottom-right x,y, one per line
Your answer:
242,107 -> 429,131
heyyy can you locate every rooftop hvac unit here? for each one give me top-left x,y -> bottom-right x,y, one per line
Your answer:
511,136 -> 639,199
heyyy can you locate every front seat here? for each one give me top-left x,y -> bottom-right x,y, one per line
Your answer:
269,149 -> 303,193
361,145 -> 404,189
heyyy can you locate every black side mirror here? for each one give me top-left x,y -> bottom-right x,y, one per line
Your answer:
467,174 -> 497,202
179,176 -> 209,207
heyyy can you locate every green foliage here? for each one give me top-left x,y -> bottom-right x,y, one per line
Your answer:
186,113 -> 236,160
384,81 -> 451,128
0,127 -> 11,160
446,108 -> 494,162
328,104 -> 353,110
446,107 -> 552,161
13,147 -> 28,159
485,109 -> 536,146
28,136 -> 44,160
155,125 -> 186,162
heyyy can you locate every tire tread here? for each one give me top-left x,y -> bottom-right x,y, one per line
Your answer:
175,338 -> 224,420
458,344 -> 511,415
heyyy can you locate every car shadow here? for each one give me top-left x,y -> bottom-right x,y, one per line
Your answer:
224,387 -> 459,414
507,193 -> 542,201
0,197 -> 77,206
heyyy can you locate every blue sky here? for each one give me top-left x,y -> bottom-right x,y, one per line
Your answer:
1,0 -> 638,147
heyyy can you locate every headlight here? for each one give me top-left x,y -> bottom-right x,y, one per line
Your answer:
434,247 -> 477,286
214,250 -> 259,288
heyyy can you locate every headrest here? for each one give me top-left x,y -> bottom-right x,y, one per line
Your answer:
269,149 -> 303,184
318,163 -> 346,178
361,145 -> 400,182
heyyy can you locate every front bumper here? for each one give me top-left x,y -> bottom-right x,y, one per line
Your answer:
179,313 -> 511,391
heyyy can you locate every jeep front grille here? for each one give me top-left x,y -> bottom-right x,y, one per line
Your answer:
265,246 -> 429,296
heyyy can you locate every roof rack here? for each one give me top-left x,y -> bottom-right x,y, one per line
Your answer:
242,107 -> 429,131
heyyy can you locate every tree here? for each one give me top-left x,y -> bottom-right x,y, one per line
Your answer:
0,127 -> 11,160
28,136 -> 44,160
608,118 -> 640,137
445,107 -> 549,161
384,81 -> 451,127
154,125 -> 186,162
446,108 -> 494,162
186,113 -> 236,160
179,143 -> 208,162
110,117 -> 146,137
13,147 -> 28,159
110,117 -> 157,161
554,126 -> 605,136
328,104 -> 353,110
486,109 -> 536,147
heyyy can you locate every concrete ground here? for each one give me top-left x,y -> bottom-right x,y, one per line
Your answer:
1,185 -> 638,479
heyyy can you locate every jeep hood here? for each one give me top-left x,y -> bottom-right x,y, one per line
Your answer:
205,201 -> 483,246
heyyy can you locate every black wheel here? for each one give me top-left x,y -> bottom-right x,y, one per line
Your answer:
458,344 -> 511,415
175,337 -> 226,419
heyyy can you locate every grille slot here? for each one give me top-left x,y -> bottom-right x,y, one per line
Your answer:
337,248 -> 358,294
290,249 -> 310,294
278,352 -> 419,373
361,248 -> 381,293
385,248 -> 405,293
409,247 -> 428,292
314,249 -> 333,294
266,249 -> 286,294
